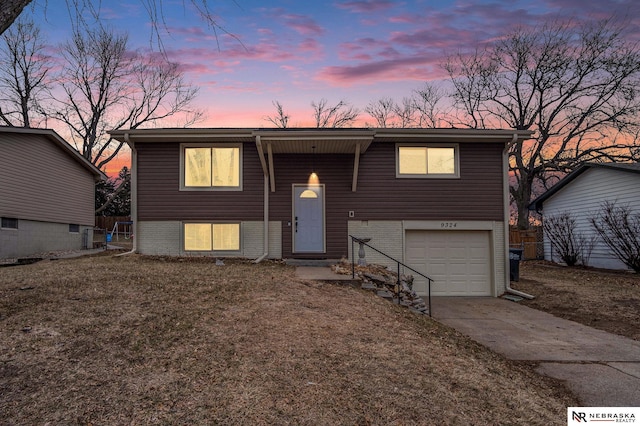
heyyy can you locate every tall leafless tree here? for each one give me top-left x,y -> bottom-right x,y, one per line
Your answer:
311,98 -> 360,128
444,18 -> 640,228
0,17 -> 50,127
413,82 -> 447,128
264,100 -> 290,128
1,1 -> 237,45
393,97 -> 417,128
49,26 -> 201,170
365,97 -> 396,127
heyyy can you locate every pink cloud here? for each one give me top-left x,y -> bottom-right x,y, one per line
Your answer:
282,14 -> 325,36
336,0 -> 396,13
164,26 -> 217,42
316,56 -> 446,86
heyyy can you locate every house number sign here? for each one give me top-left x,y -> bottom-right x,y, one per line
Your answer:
440,222 -> 458,228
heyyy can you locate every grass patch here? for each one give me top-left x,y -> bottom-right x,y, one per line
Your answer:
513,261 -> 640,341
1,254 -> 576,424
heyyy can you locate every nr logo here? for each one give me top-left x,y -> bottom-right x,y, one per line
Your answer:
572,411 -> 587,422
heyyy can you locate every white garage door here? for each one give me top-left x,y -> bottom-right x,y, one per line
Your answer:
405,230 -> 491,296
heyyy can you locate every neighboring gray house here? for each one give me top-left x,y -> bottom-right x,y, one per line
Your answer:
529,162 -> 640,270
0,127 -> 105,259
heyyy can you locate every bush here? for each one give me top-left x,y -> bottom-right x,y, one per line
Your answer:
590,201 -> 640,273
543,212 -> 595,266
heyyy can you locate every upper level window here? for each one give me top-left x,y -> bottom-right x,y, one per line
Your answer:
396,144 -> 459,178
182,144 -> 241,190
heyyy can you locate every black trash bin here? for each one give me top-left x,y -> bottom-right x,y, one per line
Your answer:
509,248 -> 523,281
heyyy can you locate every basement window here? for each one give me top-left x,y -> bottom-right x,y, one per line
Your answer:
1,217 -> 18,229
69,224 -> 80,233
184,223 -> 241,252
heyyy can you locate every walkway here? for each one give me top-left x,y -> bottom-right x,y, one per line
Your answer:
432,297 -> 640,407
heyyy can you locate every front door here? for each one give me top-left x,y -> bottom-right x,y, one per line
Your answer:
293,184 -> 325,253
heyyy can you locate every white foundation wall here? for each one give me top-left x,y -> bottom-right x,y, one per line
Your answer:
347,220 -> 404,267
347,220 -> 507,297
136,221 -> 282,258
0,219 -> 92,259
136,221 -> 181,256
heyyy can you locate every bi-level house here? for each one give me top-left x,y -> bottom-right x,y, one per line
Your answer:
110,128 -> 532,297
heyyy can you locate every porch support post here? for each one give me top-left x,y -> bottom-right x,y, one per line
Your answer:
267,142 -> 276,192
352,142 -> 361,192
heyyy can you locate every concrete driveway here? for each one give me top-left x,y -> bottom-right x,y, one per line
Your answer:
432,297 -> 640,407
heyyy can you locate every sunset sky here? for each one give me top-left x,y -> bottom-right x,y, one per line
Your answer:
24,0 -> 640,175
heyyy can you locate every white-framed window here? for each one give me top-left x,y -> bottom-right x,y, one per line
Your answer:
396,144 -> 459,178
184,222 -> 241,252
69,224 -> 80,233
1,217 -> 18,229
181,144 -> 242,190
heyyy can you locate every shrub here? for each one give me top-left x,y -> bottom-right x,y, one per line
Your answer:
590,201 -> 640,273
543,212 -> 595,266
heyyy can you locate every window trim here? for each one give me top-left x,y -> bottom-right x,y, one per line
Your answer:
395,143 -> 460,179
180,143 -> 243,191
182,221 -> 242,254
1,217 -> 18,230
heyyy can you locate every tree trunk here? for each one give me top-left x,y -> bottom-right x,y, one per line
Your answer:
0,0 -> 32,35
512,176 -> 534,230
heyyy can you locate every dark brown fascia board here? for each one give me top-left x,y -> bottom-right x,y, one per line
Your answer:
0,126 -> 106,180
110,127 -> 533,144
372,128 -> 534,143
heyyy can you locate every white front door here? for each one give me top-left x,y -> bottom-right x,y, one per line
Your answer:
293,185 -> 325,253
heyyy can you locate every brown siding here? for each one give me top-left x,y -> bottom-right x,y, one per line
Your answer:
0,134 -> 96,225
136,140 -> 505,258
136,142 -> 264,221
271,142 -> 505,258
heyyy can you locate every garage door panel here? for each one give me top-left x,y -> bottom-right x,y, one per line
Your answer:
405,230 -> 491,296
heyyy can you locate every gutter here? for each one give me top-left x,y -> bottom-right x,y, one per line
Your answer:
254,135 -> 269,263
503,133 -> 534,299
115,132 -> 137,257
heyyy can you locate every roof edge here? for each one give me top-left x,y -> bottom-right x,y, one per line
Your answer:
0,126 -> 106,179
110,127 -> 534,143
529,162 -> 640,211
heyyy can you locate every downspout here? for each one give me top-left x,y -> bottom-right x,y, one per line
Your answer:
503,133 -> 534,299
116,132 -> 137,257
254,135 -> 269,263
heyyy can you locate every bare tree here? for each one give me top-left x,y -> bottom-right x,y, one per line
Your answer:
1,1 -> 237,45
444,18 -> 640,229
50,26 -> 201,170
393,97 -> 417,128
0,17 -> 50,127
365,97 -> 396,128
311,98 -> 360,128
413,82 -> 447,128
264,100 -> 290,128
590,201 -> 640,273
543,212 -> 596,266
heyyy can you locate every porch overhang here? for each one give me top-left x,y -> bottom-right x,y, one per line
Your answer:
253,129 -> 375,192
